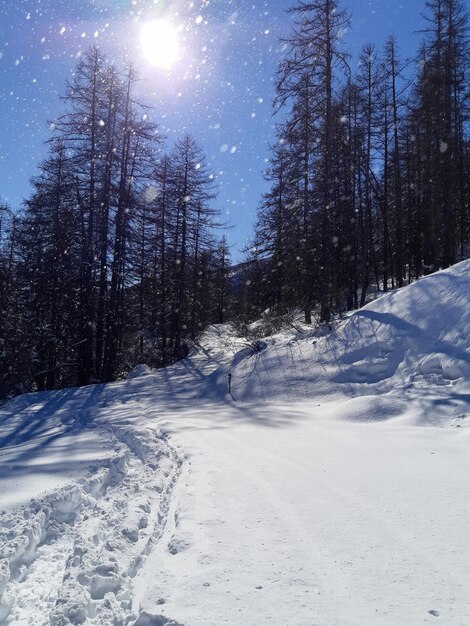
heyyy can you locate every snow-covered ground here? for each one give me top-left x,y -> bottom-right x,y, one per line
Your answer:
1,261 -> 470,625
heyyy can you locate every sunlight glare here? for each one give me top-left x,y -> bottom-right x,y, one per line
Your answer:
140,20 -> 179,68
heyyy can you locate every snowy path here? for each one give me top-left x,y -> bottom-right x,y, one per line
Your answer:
0,328 -> 241,625
134,403 -> 470,626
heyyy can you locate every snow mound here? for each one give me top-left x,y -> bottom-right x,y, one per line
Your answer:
327,395 -> 409,422
220,260 -> 470,423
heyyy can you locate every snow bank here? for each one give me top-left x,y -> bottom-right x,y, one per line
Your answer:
218,259 -> 470,423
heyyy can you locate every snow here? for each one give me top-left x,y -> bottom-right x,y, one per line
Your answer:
137,408 -> 469,626
220,260 -> 470,420
1,261 -> 470,625
127,365 -> 152,380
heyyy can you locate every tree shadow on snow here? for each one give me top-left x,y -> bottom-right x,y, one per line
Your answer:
0,384 -> 108,481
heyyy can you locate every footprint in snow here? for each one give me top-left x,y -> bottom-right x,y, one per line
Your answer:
168,536 -> 190,555
428,610 -> 440,617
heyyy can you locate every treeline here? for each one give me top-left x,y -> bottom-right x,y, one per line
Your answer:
243,0 -> 470,323
0,48 -> 229,398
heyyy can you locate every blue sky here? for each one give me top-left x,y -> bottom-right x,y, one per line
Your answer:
0,0 -> 426,261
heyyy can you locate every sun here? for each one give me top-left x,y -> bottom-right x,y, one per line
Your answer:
140,20 -> 179,69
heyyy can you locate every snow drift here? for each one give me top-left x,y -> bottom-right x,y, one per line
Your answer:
214,259 -> 470,424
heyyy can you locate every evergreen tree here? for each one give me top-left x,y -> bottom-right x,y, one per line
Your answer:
275,0 -> 351,321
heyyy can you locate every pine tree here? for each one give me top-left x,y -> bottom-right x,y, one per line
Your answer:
275,0 -> 351,322
413,0 -> 470,268
0,203 -> 16,398
14,141 -> 81,390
